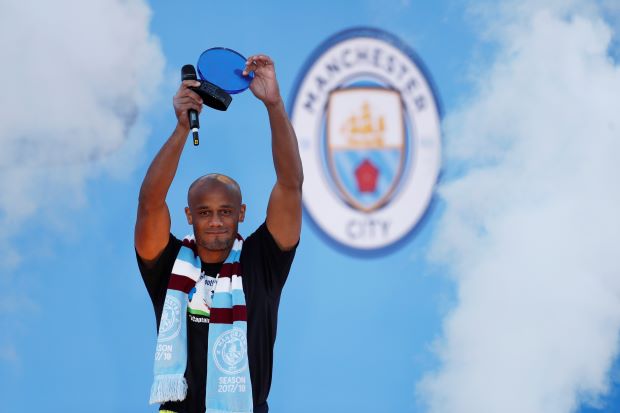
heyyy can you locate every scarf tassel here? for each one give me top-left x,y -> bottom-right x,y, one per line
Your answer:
149,374 -> 188,404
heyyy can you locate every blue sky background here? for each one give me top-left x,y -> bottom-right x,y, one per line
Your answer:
1,1 -> 619,412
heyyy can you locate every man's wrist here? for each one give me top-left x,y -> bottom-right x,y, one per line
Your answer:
264,98 -> 285,112
174,122 -> 190,136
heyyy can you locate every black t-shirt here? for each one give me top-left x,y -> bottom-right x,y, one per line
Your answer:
136,223 -> 297,413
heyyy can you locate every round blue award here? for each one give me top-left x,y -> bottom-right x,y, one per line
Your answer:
197,47 -> 254,94
181,47 -> 253,146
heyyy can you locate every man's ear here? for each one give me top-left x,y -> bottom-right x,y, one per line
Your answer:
239,204 -> 246,223
185,206 -> 193,225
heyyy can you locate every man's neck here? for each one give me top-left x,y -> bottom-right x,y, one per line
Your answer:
196,245 -> 232,264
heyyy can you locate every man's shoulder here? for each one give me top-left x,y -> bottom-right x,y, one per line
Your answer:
241,222 -> 297,293
136,233 -> 184,274
136,234 -> 185,310
242,222 -> 291,253
243,222 -> 268,243
241,221 -> 298,264
165,233 -> 185,258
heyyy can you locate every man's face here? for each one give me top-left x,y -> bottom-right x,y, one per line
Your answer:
185,182 -> 246,253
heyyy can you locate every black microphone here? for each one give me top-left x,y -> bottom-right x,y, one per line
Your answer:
181,64 -> 200,146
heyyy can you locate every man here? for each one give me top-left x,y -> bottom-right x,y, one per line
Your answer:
135,54 -> 303,413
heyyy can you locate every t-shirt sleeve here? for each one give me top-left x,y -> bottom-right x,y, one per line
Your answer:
135,234 -> 183,323
242,222 -> 298,296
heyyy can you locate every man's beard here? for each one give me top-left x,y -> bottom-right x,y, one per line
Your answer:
199,233 -> 235,252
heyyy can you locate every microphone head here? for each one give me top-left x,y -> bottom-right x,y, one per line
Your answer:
181,64 -> 197,81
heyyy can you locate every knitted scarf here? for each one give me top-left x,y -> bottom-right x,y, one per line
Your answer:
149,234 -> 253,413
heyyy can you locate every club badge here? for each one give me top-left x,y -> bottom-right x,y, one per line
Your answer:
290,28 -> 442,253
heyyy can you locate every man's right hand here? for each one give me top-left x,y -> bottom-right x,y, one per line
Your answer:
136,80 -> 204,266
173,80 -> 203,130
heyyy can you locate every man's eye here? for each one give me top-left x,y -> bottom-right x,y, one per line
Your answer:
199,210 -> 211,216
221,210 -> 232,216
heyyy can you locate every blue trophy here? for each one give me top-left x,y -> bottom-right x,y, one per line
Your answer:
182,47 -> 254,145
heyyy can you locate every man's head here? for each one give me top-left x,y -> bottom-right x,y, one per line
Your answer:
185,174 -> 246,256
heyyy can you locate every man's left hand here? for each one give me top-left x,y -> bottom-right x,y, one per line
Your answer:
243,54 -> 282,107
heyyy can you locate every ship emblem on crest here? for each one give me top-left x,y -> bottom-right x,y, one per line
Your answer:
327,88 -> 405,212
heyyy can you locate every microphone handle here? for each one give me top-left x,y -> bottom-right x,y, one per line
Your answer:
188,109 -> 200,146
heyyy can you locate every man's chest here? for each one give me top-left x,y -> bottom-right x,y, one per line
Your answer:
187,271 -> 217,321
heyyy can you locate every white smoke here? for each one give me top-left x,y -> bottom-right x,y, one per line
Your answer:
0,0 -> 164,268
0,0 -> 164,368
418,1 -> 620,413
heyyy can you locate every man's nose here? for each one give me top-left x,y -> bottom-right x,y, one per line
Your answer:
208,214 -> 223,227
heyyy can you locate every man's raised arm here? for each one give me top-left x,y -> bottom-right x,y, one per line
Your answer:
134,80 -> 203,266
244,55 -> 303,250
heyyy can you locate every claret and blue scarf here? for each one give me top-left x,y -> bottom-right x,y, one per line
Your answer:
149,234 -> 253,413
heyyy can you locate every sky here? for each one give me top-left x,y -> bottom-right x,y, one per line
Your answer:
1,0 -> 619,412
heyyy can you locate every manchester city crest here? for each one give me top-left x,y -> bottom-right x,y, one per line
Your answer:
290,27 -> 442,252
158,295 -> 182,342
213,328 -> 248,375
